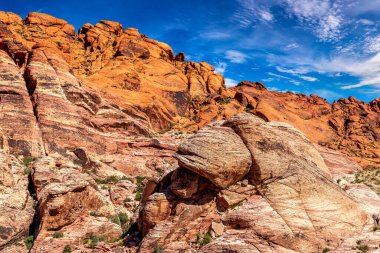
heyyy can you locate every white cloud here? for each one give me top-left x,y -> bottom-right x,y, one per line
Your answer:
276,66 -> 308,75
285,43 -> 300,50
225,78 -> 239,87
276,66 -> 318,82
357,19 -> 375,25
262,77 -> 275,82
234,0 -> 274,27
300,75 -> 318,82
268,72 -> 292,80
215,62 -> 227,74
200,31 -> 232,40
365,35 -> 380,53
225,50 -> 248,63
283,0 -> 343,41
281,52 -> 380,89
258,9 -> 274,22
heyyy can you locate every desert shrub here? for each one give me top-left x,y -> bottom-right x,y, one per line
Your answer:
110,213 -> 129,226
154,246 -> 164,253
197,232 -> 212,246
53,231 -> 64,238
63,245 -> 71,253
25,235 -> 34,250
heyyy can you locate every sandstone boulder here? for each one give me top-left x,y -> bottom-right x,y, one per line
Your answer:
174,125 -> 252,189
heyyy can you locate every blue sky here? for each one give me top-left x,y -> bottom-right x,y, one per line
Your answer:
1,0 -> 380,102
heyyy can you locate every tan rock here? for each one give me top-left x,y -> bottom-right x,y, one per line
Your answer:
216,190 -> 246,211
209,222 -> 224,237
141,193 -> 172,236
0,152 -> 34,249
174,125 -> 252,189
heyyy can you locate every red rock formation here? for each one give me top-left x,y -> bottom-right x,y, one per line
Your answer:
0,10 -> 378,253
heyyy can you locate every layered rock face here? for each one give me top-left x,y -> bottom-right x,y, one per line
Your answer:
0,10 -> 378,253
138,113 -> 379,253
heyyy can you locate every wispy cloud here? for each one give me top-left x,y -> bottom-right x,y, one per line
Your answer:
234,0 -> 274,27
300,75 -> 318,82
215,62 -> 228,74
356,18 -> 375,26
271,51 -> 380,90
276,66 -> 318,82
199,30 -> 233,40
285,43 -> 300,50
225,78 -> 239,87
225,50 -> 248,63
283,0 -> 343,42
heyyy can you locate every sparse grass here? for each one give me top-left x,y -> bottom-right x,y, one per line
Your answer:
95,175 -> 134,185
196,232 -> 212,246
134,185 -> 143,201
53,231 -> 64,238
23,156 -> 35,175
110,213 -> 129,226
25,235 -> 34,250
95,176 -> 119,184
134,176 -> 146,201
154,246 -> 164,253
124,197 -> 132,203
63,245 -> 71,253
354,168 -> 380,194
86,234 -> 106,249
356,240 -> 370,252
322,248 -> 330,253
218,97 -> 233,105
121,176 -> 134,183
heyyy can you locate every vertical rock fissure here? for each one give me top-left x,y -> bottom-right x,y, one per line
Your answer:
27,171 -> 39,247
23,66 -> 47,156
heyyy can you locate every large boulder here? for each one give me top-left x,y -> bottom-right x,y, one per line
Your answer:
174,125 -> 252,189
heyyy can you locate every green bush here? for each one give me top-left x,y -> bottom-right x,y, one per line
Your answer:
63,245 -> 71,253
95,176 -> 119,184
23,157 -> 34,168
218,97 -> 233,105
111,213 -> 129,226
25,235 -> 34,250
124,197 -> 132,203
135,176 -> 146,184
357,244 -> 369,252
197,232 -> 212,246
53,231 -> 64,238
23,157 -> 35,175
88,234 -> 106,249
154,246 -> 164,253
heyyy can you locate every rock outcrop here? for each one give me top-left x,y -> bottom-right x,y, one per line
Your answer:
137,114 -> 373,253
232,81 -> 380,168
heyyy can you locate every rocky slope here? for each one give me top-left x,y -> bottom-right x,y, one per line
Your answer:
0,11 -> 379,253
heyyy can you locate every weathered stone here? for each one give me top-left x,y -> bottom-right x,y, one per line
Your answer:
175,125 -> 252,189
170,167 -> 199,198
